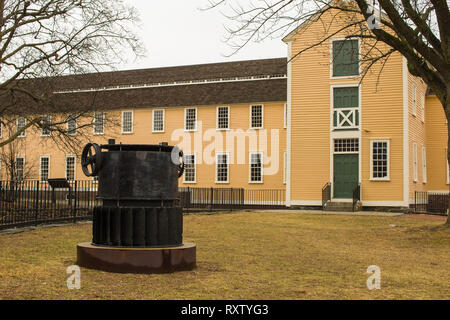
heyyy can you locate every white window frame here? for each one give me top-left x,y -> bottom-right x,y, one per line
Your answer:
422,146 -> 427,184
93,112 -> 105,135
216,106 -> 230,130
413,142 -> 418,182
41,115 -> 51,137
121,110 -> 134,134
184,108 -> 197,132
183,153 -> 196,184
17,117 -> 26,137
412,82 -> 417,116
215,152 -> 229,184
249,104 -> 264,129
370,139 -> 390,181
152,109 -> 165,133
15,156 -> 25,181
67,115 -> 77,136
330,37 -> 361,79
65,155 -> 76,181
249,151 -> 264,184
283,151 -> 287,184
39,156 -> 50,182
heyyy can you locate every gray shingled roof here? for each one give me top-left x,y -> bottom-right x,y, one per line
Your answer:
5,58 -> 287,112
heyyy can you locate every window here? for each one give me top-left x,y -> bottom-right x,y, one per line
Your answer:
40,156 -> 50,182
152,109 -> 165,132
185,108 -> 197,131
250,105 -> 263,129
413,142 -> 418,182
122,111 -> 133,134
67,115 -> 77,135
183,154 -> 196,183
93,112 -> 105,135
250,152 -> 263,183
333,87 -> 359,130
370,140 -> 389,180
41,115 -> 51,136
217,106 -> 229,130
216,153 -> 229,183
412,83 -> 417,116
334,138 -> 359,153
283,151 -> 287,184
66,156 -> 76,181
17,117 -> 26,137
332,39 -> 359,77
284,103 -> 287,129
15,157 -> 25,181
422,146 -> 427,183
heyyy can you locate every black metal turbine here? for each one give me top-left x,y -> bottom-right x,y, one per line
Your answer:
81,140 -> 185,247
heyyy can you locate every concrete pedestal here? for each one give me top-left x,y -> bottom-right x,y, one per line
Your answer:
77,242 -> 196,274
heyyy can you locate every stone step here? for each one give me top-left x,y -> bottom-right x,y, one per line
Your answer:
323,201 -> 362,212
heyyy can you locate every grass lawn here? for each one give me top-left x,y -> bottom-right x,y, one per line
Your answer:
0,211 -> 448,300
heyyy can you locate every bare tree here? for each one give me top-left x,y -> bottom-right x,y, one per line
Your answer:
0,121 -> 35,181
206,0 -> 450,224
0,0 -> 143,149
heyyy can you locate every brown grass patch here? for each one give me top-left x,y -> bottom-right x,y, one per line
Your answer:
0,212 -> 448,300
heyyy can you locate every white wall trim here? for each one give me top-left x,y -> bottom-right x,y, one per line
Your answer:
402,56 -> 410,207
54,75 -> 287,94
290,200 -> 322,206
286,41 -> 292,206
363,201 -> 408,207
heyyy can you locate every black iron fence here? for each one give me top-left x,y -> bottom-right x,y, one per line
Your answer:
0,180 -> 98,230
414,191 -> 449,215
0,181 -> 286,230
179,187 -> 286,211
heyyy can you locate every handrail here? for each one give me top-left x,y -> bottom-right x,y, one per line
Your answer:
322,182 -> 331,209
352,183 -> 361,212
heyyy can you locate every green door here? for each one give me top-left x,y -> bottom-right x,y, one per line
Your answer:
334,154 -> 358,198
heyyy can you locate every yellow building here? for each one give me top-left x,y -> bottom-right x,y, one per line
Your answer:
1,9 -> 448,211
2,59 -> 288,193
282,7 -> 448,209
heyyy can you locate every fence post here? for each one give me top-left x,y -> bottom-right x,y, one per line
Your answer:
73,181 -> 78,223
230,188 -> 234,212
210,187 -> 213,212
187,187 -> 190,210
34,181 -> 40,226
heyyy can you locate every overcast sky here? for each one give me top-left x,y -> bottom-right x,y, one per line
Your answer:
121,1 -> 286,70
